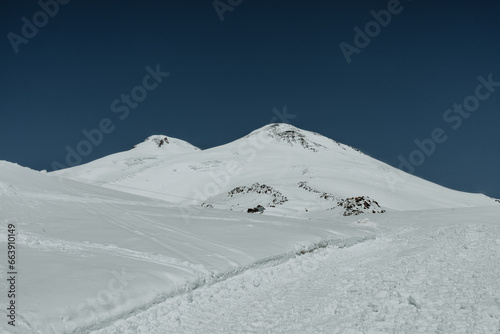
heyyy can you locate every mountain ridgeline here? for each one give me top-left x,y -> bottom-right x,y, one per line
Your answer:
53,123 -> 498,216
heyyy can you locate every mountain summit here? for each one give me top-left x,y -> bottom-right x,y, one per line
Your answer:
133,135 -> 200,153
244,123 -> 359,153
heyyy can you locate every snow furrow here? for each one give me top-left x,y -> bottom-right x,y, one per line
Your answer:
90,224 -> 500,334
75,235 -> 376,334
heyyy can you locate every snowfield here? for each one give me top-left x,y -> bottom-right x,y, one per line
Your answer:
92,210 -> 500,334
1,124 -> 499,333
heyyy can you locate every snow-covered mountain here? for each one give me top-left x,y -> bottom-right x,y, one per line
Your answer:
54,123 -> 497,215
1,124 -> 500,334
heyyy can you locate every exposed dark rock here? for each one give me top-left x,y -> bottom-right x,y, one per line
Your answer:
152,137 -> 169,148
265,125 -> 326,152
228,183 -> 288,206
247,205 -> 265,213
298,181 -> 337,201
336,196 -> 385,216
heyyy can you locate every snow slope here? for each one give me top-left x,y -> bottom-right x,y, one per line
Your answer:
0,161 -> 377,334
54,123 -> 497,214
91,210 -> 500,334
52,135 -> 200,189
1,160 -> 498,333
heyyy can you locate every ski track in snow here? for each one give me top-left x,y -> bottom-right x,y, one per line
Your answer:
72,236 -> 374,334
6,229 -> 210,275
90,224 -> 500,334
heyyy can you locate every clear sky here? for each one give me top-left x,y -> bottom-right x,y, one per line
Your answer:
1,0 -> 499,199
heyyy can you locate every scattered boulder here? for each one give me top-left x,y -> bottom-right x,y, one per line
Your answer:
298,181 -> 337,201
247,205 -> 265,213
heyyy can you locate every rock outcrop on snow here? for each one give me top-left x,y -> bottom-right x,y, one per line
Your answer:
228,183 -> 288,207
335,196 -> 386,216
266,124 -> 327,152
298,181 -> 337,201
247,205 -> 265,213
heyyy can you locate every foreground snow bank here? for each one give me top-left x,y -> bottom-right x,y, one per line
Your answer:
0,162 -> 376,334
92,215 -> 500,334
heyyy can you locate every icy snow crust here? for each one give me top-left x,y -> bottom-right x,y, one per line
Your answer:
0,124 -> 499,333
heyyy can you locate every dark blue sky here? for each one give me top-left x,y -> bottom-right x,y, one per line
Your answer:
1,0 -> 499,198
